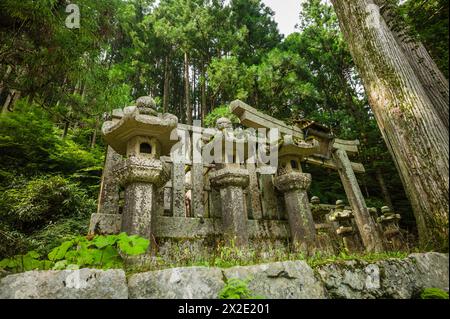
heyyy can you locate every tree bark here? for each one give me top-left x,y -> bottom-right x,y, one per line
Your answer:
184,51 -> 192,125
331,0 -> 449,249
373,0 -> 449,130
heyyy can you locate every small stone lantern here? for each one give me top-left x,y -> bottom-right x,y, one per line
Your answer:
310,196 -> 329,224
273,134 -> 319,254
329,200 -> 359,251
377,206 -> 402,249
100,96 -> 179,242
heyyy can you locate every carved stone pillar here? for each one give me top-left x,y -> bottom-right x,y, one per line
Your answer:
116,157 -> 170,240
210,167 -> 250,247
274,172 -> 316,254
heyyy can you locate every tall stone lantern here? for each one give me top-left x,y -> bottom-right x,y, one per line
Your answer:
273,134 -> 319,254
101,96 -> 178,241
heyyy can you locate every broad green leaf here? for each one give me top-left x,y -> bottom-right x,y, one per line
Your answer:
93,235 -> 118,249
48,240 -> 74,261
118,235 -> 149,255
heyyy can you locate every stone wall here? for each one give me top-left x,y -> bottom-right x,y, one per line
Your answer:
1,253 -> 447,299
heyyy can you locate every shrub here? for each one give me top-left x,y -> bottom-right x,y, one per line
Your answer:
0,175 -> 96,258
0,100 -> 103,184
0,175 -> 95,232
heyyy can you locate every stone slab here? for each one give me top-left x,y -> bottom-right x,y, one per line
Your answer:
224,261 -> 327,299
128,267 -> 224,299
316,252 -> 449,299
0,269 -> 128,299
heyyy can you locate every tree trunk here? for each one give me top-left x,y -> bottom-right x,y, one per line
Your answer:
1,89 -> 19,114
91,117 -> 99,148
163,56 -> 170,113
0,65 -> 12,96
375,167 -> 394,210
373,0 -> 449,129
62,121 -> 70,139
1,90 -> 13,114
200,62 -> 207,122
184,51 -> 192,125
331,0 -> 449,249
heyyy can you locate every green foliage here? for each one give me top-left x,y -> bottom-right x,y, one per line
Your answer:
0,174 -> 95,259
0,100 -> 103,181
0,175 -> 95,233
401,0 -> 449,78
0,251 -> 53,273
0,100 -> 103,258
420,288 -> 449,299
219,278 -> 264,299
0,233 -> 150,272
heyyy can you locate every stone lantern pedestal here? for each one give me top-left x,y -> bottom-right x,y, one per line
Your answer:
210,167 -> 250,247
115,157 -> 170,239
274,172 -> 316,254
273,134 -> 319,254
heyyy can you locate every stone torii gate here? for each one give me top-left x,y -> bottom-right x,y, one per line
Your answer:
229,100 -> 384,252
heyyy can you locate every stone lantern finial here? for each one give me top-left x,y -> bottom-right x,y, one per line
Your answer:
335,200 -> 345,210
136,96 -> 157,116
311,196 -> 320,205
216,117 -> 233,130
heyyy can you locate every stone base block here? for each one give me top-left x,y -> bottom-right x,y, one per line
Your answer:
89,213 -> 122,235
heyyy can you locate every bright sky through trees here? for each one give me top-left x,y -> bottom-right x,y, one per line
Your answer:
261,0 -> 303,36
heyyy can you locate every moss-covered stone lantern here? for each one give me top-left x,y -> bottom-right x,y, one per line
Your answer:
101,96 -> 178,242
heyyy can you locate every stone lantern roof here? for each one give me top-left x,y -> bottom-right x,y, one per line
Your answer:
278,134 -> 320,158
101,96 -> 179,156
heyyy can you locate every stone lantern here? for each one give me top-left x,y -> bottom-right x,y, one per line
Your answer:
273,134 -> 319,254
310,196 -> 329,224
329,200 -> 359,251
209,117 -> 250,247
377,206 -> 402,249
101,96 -> 178,241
